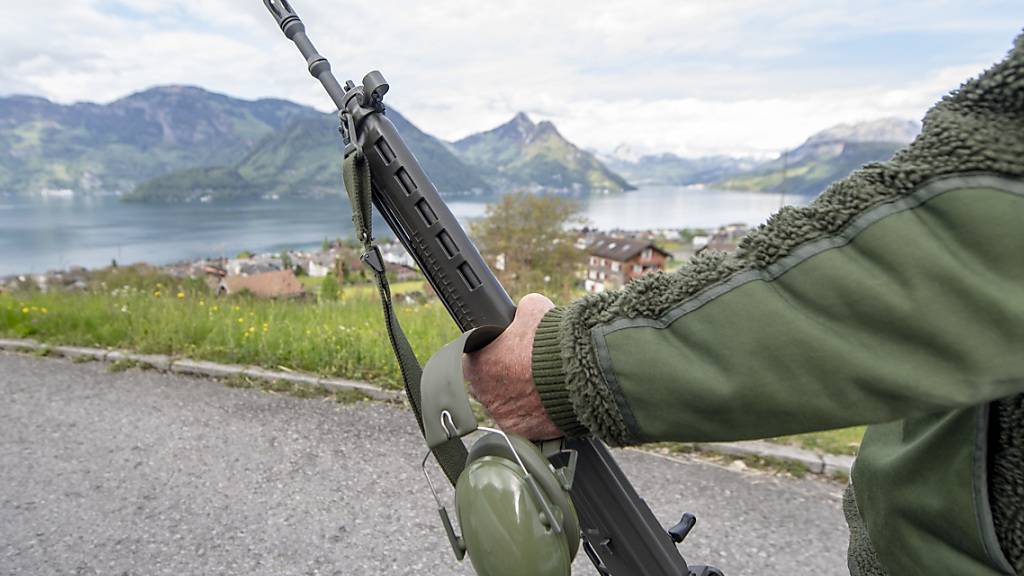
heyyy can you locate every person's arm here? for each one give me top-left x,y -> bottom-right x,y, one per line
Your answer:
465,34 -> 1024,445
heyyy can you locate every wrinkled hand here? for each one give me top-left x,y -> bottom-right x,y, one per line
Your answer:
463,293 -> 563,440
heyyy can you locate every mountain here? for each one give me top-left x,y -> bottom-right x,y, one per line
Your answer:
451,112 -> 634,193
602,153 -> 760,187
714,118 -> 921,196
0,86 -> 320,194
129,108 -> 490,201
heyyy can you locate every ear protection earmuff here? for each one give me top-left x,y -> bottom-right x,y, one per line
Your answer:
457,433 -> 580,576
419,328 -> 581,576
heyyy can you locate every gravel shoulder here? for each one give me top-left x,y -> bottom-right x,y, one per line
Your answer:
0,352 -> 850,575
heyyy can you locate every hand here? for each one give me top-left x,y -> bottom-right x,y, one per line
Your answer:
463,293 -> 563,440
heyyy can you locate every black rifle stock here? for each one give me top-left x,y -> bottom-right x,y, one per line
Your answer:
264,2 -> 721,574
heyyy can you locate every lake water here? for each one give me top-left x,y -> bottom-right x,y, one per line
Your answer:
0,186 -> 805,276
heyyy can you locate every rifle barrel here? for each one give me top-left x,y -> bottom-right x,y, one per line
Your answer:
264,0 -> 347,110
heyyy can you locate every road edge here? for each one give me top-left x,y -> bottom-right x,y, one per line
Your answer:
0,337 -> 852,477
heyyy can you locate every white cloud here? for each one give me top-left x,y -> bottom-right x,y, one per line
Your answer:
1,0 -> 1020,157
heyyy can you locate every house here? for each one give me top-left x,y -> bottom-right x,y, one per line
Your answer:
217,270 -> 305,299
379,242 -> 418,269
303,252 -> 337,278
226,255 -> 282,276
584,235 -> 671,293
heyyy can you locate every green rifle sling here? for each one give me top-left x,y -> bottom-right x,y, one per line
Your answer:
342,150 -> 469,486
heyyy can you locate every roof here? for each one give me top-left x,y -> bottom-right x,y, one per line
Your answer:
218,270 -> 305,299
587,235 -> 671,262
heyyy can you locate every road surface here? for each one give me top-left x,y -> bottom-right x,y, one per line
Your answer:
0,352 -> 850,575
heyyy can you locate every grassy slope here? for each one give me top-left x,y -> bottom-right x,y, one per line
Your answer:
1,284 -> 457,390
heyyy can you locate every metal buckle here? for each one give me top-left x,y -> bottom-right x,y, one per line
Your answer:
360,246 -> 385,274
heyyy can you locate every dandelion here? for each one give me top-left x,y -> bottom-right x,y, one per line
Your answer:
21,307 -> 29,314
40,307 -> 48,314
237,318 -> 245,324
233,306 -> 240,312
177,292 -> 185,300
211,305 -> 219,312
199,300 -> 206,307
153,290 -> 162,298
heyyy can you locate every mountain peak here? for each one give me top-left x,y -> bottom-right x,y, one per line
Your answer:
512,111 -> 534,125
499,111 -> 536,139
451,114 -> 634,193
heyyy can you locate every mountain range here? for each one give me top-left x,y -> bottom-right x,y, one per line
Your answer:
0,86 -> 921,201
712,118 -> 920,195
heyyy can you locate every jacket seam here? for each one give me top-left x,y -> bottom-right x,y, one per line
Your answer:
588,172 -> 1024,439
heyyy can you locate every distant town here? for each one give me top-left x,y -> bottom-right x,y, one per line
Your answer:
0,224 -> 753,299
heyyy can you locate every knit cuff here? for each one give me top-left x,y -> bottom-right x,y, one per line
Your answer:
532,306 -> 589,437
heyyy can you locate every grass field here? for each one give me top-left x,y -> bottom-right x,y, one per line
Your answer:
0,276 -> 457,390
770,426 -> 865,456
296,276 -> 426,300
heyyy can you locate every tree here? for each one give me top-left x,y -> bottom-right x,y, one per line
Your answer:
280,251 -> 293,271
470,191 -> 585,301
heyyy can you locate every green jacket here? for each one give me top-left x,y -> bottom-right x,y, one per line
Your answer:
531,34 -> 1024,575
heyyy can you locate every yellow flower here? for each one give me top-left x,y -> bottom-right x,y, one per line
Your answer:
199,301 -> 206,307
40,307 -> 48,314
237,318 -> 245,324
21,307 -> 29,314
153,291 -> 162,298
232,306 -> 240,312
211,305 -> 219,312
177,292 -> 185,299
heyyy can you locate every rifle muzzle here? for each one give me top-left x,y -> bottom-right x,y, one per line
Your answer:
264,0 -> 302,38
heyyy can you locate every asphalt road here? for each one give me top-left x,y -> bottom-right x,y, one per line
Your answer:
0,352 -> 850,575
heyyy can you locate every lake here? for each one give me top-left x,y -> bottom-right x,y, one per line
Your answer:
0,186 -> 806,277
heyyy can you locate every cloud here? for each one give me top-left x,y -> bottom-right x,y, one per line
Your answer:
2,0 -> 1021,157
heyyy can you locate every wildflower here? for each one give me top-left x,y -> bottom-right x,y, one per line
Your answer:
237,318 -> 245,324
153,290 -> 162,298
120,305 -> 129,314
40,307 -> 48,314
21,307 -> 29,314
177,292 -> 185,300
233,306 -> 240,312
211,305 -> 219,312
199,300 -> 206,307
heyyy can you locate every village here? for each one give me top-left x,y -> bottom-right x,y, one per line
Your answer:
1,224 -> 756,297
0,224 -> 753,299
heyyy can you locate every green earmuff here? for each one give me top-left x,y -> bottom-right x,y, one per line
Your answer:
419,327 -> 581,576
455,433 -> 580,576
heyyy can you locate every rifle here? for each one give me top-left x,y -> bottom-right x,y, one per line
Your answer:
263,2 -> 722,574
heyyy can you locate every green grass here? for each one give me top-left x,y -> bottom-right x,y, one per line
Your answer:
296,276 -> 426,300
0,283 -> 458,390
770,426 -> 865,456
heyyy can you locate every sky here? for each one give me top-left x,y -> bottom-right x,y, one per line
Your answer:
2,1 -> 1022,158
